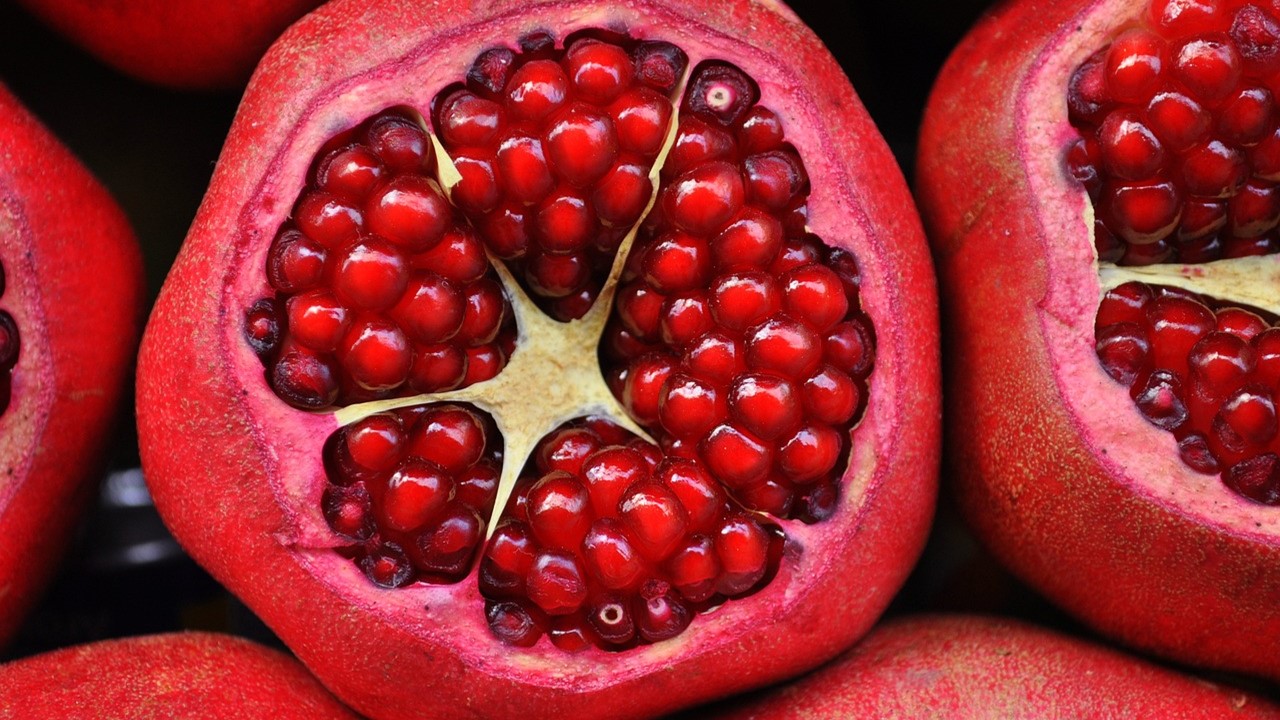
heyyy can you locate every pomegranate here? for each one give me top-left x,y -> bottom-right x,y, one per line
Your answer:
0,633 -> 359,718
709,615 -> 1280,719
13,0 -> 324,89
919,0 -> 1280,679
0,83 -> 143,646
136,0 -> 939,717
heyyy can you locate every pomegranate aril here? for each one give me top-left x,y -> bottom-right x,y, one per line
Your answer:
360,542 -> 414,588
1232,5 -> 1280,75
658,459 -> 724,534
454,279 -> 507,346
416,227 -> 489,284
1175,37 -> 1243,105
527,471 -> 592,550
244,299 -> 281,358
660,294 -> 714,348
436,90 -> 504,148
381,460 -> 452,533
778,424 -> 843,482
609,87 -> 671,156
1133,368 -> 1189,431
415,505 -> 483,577
536,428 -> 602,475
406,406 -> 487,475
665,117 -> 735,177
409,343 -> 467,393
267,230 -> 327,293
334,238 -> 409,311
526,551 -> 588,615
710,272 -> 780,331
1147,91 -> 1210,152
1105,28 -> 1166,105
642,232 -> 712,293
365,176 -> 451,252
486,601 -> 542,648
729,374 -> 801,441
1147,294 -> 1215,376
666,535 -> 720,603
631,41 -> 687,94
1224,452 -> 1280,504
587,596 -> 636,646
318,146 -> 384,200
295,192 -> 362,249
619,481 -> 688,562
634,582 -> 691,642
1096,322 -> 1152,385
506,59 -> 569,124
271,345 -> 340,409
497,134 -> 555,204
582,519 -> 645,590
582,446 -> 650,518
659,374 -> 723,439
480,522 -> 536,597
738,107 -> 785,154
526,251 -> 590,298
366,113 -> 431,174
683,62 -> 759,127
390,273 -> 464,344
1179,432 -> 1220,473
340,319 -> 411,392
323,483 -> 372,540
712,209 -> 784,271
663,161 -> 745,236
1214,385 -> 1278,450
700,424 -> 771,488
346,413 -> 405,473
715,514 -> 769,596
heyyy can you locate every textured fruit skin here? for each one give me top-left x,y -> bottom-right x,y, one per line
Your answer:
136,0 -> 939,717
0,83 -> 143,646
13,0 -> 323,89
711,615 -> 1280,719
917,0 -> 1280,680
0,632 -> 360,719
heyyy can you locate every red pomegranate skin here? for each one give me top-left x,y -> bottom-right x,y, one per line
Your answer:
710,615 -> 1280,719
13,0 -> 324,89
0,83 -> 143,646
918,0 -> 1280,680
135,0 -> 939,717
0,632 -> 360,718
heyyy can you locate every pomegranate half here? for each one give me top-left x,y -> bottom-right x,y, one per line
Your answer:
0,633 -> 359,718
137,0 -> 939,717
0,82 -> 143,646
919,0 -> 1280,679
13,0 -> 324,89
709,615 -> 1280,719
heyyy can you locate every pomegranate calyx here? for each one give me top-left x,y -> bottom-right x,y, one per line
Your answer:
1099,254 -> 1280,315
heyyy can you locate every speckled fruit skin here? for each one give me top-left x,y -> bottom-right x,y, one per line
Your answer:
13,0 -> 324,89
917,0 -> 1280,680
136,0 -> 938,717
0,632 -> 360,719
0,83 -> 143,647
711,615 -> 1280,719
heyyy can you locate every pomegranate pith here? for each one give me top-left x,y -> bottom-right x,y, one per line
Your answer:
138,0 -> 938,716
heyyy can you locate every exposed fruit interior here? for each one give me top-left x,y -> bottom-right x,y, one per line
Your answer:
0,262 -> 15,414
245,29 -> 874,651
1069,0 -> 1280,502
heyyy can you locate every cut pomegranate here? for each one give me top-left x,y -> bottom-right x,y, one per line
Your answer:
920,0 -> 1280,684
0,83 -> 143,646
137,2 -> 938,718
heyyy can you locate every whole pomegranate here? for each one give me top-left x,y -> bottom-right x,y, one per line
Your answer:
0,633 -> 359,718
920,0 -> 1280,679
0,83 -> 143,646
136,0 -> 939,717
709,615 -> 1280,719
13,0 -> 324,89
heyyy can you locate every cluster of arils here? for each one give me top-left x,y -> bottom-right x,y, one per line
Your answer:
244,111 -> 516,410
0,264 -> 15,414
1066,1 -> 1280,264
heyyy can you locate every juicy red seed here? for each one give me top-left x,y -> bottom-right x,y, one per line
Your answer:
1105,28 -> 1166,104
729,374 -> 801,440
1098,282 -> 1154,326
295,192 -> 362,249
715,515 -> 769,595
582,446 -> 651,518
451,151 -> 501,215
685,332 -> 746,384
487,601 -> 543,647
658,458 -> 723,533
660,294 -> 714,348
1133,368 -> 1189,430
587,596 -> 636,645
582,519 -> 645,590
1225,453 -> 1280,504
743,150 -> 808,211
642,233 -> 712,293
323,483 -> 372,540
469,48 -> 517,96
739,478 -> 794,517
593,163 -> 652,228
666,536 -> 720,602
317,145 -> 383,200
665,117 -> 736,177
437,90 -> 504,147
497,134 -> 555,204
360,543 -> 414,588
609,87 -> 671,156
784,264 -> 849,332
1215,384 -> 1278,449
803,366 -> 860,424
527,551 -> 588,615
406,407 -> 486,474
684,62 -> 759,127
417,227 -> 490,284
624,354 -> 677,426
455,279 -> 507,346
334,239 -> 408,311
711,272 -> 780,331
1176,37 -> 1242,105
747,318 -> 823,379
738,107 -> 785,154
631,41 -> 688,94
1147,294 -> 1216,376
619,481 -> 688,562
779,424 -> 843,482
1146,91 -> 1209,152
663,161 -> 745,236
1100,111 -> 1165,181
416,506 -> 484,576
1189,331 -> 1254,394
634,584 -> 691,642
481,522 -> 536,597
506,59 -> 569,123
700,424 -> 771,488
456,460 -> 499,511
527,471 -> 592,550
1233,6 -> 1280,75
536,428 -> 602,475
366,114 -> 431,174
534,189 -> 595,254
618,283 -> 664,340
659,374 -> 723,438
346,414 -> 405,472
409,344 -> 467,393
268,230 -> 327,293
463,345 -> 505,385
271,346 -> 339,409
825,319 -> 874,375
381,460 -> 452,533
565,39 -> 633,106
365,176 -> 451,252
1096,322 -> 1152,385
1179,433 -> 1221,473
244,299 -> 281,358
545,103 -> 618,187
391,274 -> 464,344
713,209 -> 784,271
341,319 -> 411,392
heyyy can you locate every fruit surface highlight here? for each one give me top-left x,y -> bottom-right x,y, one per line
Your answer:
919,0 -> 1280,679
137,0 -> 939,717
0,633 -> 359,719
710,615 -> 1280,719
13,0 -> 324,89
0,82 -> 143,646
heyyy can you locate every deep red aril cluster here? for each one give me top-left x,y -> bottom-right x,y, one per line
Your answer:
322,404 -> 501,587
1067,0 -> 1280,265
0,263 -> 17,414
244,28 -> 874,654
247,111 -> 516,410
479,418 -> 782,651
1096,281 -> 1280,502
434,32 -> 687,321
604,62 -> 872,523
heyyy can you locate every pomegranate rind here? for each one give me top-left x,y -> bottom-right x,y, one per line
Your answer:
709,615 -> 1280,719
918,0 -> 1280,679
0,632 -> 359,718
136,0 -> 939,717
13,0 -> 324,89
0,83 -> 143,647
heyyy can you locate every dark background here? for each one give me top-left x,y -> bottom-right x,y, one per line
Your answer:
0,0 -> 1097,676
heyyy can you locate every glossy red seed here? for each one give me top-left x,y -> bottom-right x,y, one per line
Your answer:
663,161 -> 745,236
545,103 -> 618,187
272,344 -> 340,409
318,145 -> 383,200
666,536 -> 720,603
1224,453 -> 1280,505
642,232 -> 712,293
333,238 -> 409,311
802,366 -> 860,424
659,374 -> 723,439
506,60 -> 569,124
381,460 -> 453,533
582,446 -> 651,518
1096,322 -> 1152,386
619,481 -> 688,562
712,209 -> 784,271
438,90 -> 505,147
366,176 -> 451,252
700,424 -> 771,488
566,40 -> 633,105
415,505 -> 483,576
480,522 -> 536,597
295,192 -> 362,249
582,518 -> 645,590
710,272 -> 780,331
526,551 -> 588,615
409,343 -> 467,393
778,423 -> 843,482
406,407 -> 486,474
1105,28 -> 1166,104
268,230 -> 328,293
367,114 -> 431,174
345,414 -> 405,472
609,87 -> 671,156
340,319 -> 412,392
684,62 -> 759,127
527,471 -> 592,551
714,515 -> 768,595
623,354 -> 677,426
486,601 -> 542,647
729,374 -> 801,440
